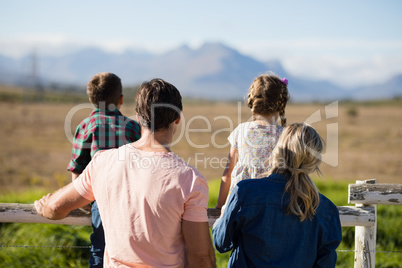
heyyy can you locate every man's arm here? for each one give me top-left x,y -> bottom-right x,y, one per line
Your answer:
182,220 -> 216,268
71,172 -> 92,211
34,183 -> 92,220
71,172 -> 80,181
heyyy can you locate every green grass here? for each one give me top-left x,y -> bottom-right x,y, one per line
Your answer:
0,189 -> 92,268
0,179 -> 401,267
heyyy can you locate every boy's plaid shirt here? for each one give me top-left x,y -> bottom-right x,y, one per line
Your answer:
67,109 -> 141,174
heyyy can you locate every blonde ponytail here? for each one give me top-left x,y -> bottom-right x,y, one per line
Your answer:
285,172 -> 319,221
266,123 -> 323,221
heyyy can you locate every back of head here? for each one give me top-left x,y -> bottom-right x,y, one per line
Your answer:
87,72 -> 122,109
269,123 -> 324,221
247,73 -> 290,126
135,78 -> 182,132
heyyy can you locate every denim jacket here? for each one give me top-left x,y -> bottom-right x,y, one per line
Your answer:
212,173 -> 342,268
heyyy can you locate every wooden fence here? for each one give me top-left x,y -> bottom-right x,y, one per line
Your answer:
0,179 -> 401,268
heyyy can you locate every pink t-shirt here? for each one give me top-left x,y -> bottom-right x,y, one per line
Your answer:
73,144 -> 209,267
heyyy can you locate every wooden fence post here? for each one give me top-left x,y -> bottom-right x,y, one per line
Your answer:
353,179 -> 377,268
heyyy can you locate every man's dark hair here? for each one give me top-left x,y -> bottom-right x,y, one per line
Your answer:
135,78 -> 182,132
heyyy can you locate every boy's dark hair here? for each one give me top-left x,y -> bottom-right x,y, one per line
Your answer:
87,72 -> 122,108
135,78 -> 182,132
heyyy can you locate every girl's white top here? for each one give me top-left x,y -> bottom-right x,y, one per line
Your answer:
228,121 -> 283,190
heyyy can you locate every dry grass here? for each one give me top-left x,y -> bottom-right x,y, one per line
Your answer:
172,101 -> 402,184
0,96 -> 401,194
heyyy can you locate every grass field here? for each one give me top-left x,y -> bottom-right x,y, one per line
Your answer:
0,86 -> 401,267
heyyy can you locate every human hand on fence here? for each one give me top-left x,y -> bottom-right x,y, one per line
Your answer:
34,193 -> 52,217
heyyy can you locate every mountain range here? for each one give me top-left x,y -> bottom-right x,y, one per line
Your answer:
0,43 -> 401,102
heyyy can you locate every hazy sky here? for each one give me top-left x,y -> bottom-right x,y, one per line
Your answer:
1,0 -> 401,88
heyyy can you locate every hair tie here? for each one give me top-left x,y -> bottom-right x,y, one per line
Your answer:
281,77 -> 288,86
288,167 -> 304,176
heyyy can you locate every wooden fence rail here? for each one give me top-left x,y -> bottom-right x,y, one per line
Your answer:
0,179 -> 401,268
349,182 -> 402,205
0,203 -> 376,228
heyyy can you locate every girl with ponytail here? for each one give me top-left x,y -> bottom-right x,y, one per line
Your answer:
216,73 -> 290,210
268,122 -> 322,221
213,123 -> 342,267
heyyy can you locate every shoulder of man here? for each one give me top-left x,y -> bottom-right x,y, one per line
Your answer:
92,148 -> 120,160
170,155 -> 206,181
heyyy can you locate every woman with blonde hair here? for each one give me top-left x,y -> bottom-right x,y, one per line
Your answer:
213,123 -> 342,267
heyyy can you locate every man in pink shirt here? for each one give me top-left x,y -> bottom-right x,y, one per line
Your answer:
35,78 -> 216,267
